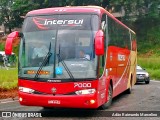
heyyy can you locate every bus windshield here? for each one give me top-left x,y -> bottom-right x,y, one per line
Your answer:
19,14 -> 99,80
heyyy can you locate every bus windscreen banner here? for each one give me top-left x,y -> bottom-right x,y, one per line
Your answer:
23,15 -> 97,32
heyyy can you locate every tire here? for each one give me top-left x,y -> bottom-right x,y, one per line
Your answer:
100,84 -> 113,109
126,81 -> 132,94
126,86 -> 132,94
126,78 -> 132,94
43,107 -> 54,110
145,79 -> 150,84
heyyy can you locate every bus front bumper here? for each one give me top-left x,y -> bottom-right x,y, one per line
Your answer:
19,92 -> 99,109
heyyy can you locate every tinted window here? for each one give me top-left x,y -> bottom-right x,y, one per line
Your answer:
23,15 -> 99,32
108,17 -> 131,50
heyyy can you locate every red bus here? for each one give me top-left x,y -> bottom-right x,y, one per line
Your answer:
5,6 -> 137,109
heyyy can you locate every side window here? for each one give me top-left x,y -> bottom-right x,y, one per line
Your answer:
131,33 -> 137,51
108,17 -> 131,50
108,17 -> 118,46
118,26 -> 131,50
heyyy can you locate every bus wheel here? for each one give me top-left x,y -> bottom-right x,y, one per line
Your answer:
126,86 -> 131,94
43,107 -> 54,110
126,79 -> 132,94
100,84 -> 113,109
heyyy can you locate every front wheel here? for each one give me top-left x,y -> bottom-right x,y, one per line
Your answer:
145,78 -> 150,84
43,107 -> 55,110
100,84 -> 113,109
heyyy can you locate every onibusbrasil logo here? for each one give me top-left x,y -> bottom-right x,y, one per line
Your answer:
33,17 -> 84,30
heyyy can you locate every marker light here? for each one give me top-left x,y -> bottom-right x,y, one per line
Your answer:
90,99 -> 96,104
75,89 -> 96,95
19,87 -> 35,94
19,97 -> 23,102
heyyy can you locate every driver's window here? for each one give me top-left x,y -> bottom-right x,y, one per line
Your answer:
76,32 -> 92,60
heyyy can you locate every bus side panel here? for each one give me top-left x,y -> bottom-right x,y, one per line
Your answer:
106,46 -> 118,97
97,75 -> 108,107
106,46 -> 131,97
127,50 -> 137,88
127,37 -> 137,89
116,47 -> 131,94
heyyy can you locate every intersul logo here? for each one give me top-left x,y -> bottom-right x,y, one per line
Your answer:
33,17 -> 84,29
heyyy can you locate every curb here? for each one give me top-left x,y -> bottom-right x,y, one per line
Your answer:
151,80 -> 160,82
0,97 -> 18,103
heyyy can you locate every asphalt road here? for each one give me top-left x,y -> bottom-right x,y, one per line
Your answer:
0,80 -> 160,120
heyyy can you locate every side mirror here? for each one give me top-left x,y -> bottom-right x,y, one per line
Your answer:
5,31 -> 19,55
94,30 -> 104,56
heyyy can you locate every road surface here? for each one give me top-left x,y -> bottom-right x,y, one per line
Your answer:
0,80 -> 160,120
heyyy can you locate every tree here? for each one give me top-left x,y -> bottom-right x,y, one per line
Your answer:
102,0 -> 110,8
107,0 -> 160,53
0,0 -> 14,33
45,0 -> 103,7
0,0 -> 111,33
11,0 -> 40,28
0,0 -> 42,33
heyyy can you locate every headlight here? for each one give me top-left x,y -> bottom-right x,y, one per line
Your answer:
19,87 -> 35,94
145,73 -> 149,77
75,89 -> 96,95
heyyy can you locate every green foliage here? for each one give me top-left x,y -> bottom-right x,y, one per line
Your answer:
138,57 -> 160,69
135,17 -> 160,55
0,68 -> 18,90
0,43 -> 5,51
109,0 -> 160,56
0,0 -> 14,32
147,25 -> 160,45
147,69 -> 160,80
0,0 -> 107,32
138,57 -> 160,80
0,0 -> 159,34
12,46 -> 19,55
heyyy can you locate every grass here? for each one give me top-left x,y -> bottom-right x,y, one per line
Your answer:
0,68 -> 18,90
137,57 -> 160,80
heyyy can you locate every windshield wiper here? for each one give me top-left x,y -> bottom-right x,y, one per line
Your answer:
34,42 -> 52,80
57,54 -> 75,80
57,44 -> 75,80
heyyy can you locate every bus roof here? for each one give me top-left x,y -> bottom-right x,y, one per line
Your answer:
26,6 -> 135,34
27,6 -> 102,16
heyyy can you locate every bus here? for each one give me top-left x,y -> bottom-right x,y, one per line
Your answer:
5,6 -> 137,109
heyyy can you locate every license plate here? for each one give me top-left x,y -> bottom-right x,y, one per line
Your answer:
138,76 -> 144,79
48,100 -> 61,104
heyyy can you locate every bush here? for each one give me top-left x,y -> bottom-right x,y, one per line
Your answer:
138,57 -> 160,80
0,43 -> 4,51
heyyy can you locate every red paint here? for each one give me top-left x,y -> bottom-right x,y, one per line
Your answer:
5,31 -> 19,55
18,79 -> 100,108
95,30 -> 105,56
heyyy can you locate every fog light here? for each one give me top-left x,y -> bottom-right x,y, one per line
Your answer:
90,99 -> 95,104
19,97 -> 23,102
